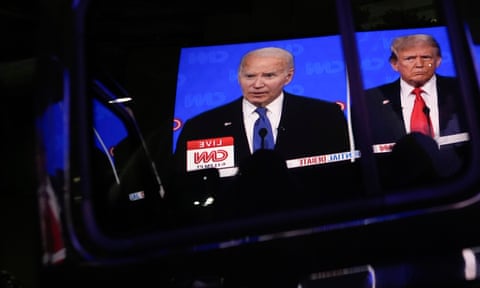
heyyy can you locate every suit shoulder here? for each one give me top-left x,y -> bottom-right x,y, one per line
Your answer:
365,80 -> 398,93
185,98 -> 241,123
287,93 -> 341,108
437,74 -> 457,80
437,74 -> 459,85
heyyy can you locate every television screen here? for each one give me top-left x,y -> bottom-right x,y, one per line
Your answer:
172,26 -> 454,163
164,25 -> 465,222
84,18 -> 473,233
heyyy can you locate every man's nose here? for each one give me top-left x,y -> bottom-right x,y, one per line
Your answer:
252,77 -> 265,87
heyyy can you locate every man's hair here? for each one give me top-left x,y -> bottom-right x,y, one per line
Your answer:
389,34 -> 442,62
238,47 -> 294,73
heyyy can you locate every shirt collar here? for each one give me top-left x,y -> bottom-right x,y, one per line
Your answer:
244,92 -> 284,116
400,75 -> 436,97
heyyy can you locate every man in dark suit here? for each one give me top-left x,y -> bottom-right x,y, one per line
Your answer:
364,34 -> 470,189
172,47 -> 357,221
175,92 -> 350,170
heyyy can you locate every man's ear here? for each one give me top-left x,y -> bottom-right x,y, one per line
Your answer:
390,61 -> 399,72
285,69 -> 294,84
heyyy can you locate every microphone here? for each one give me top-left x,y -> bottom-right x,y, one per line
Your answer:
423,106 -> 430,116
259,128 -> 267,149
423,106 -> 433,136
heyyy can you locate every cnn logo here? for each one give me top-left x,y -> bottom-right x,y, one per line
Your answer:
194,150 -> 229,164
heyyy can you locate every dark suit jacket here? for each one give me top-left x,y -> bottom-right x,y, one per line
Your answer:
364,75 -> 467,144
174,91 -> 350,172
364,75 -> 469,189
170,92 -> 357,220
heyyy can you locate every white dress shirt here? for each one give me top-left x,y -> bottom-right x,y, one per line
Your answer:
243,93 -> 283,153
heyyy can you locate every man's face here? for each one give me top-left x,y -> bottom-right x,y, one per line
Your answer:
238,55 -> 293,107
390,43 -> 442,87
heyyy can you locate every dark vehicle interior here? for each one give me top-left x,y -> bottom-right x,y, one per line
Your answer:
3,0 -> 480,287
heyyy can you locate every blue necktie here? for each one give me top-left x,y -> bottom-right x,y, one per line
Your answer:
253,107 -> 274,151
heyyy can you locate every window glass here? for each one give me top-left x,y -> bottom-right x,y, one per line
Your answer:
85,0 -> 369,237
81,0 -> 479,243
351,0 -> 473,195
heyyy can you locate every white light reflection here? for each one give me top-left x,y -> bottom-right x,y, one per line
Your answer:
463,248 -> 477,280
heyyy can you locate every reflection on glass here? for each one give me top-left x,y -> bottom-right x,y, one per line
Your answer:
359,28 -> 471,191
84,0 -> 476,239
91,89 -> 169,236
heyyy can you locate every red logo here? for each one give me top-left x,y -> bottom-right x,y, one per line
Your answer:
173,118 -> 183,131
194,150 -> 229,164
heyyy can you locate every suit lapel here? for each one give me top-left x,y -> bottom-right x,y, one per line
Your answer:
275,92 -> 293,152
385,80 -> 407,134
226,99 -> 252,161
436,76 -> 458,134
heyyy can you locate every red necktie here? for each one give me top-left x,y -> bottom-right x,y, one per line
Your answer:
410,87 -> 433,137
39,178 -> 66,264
